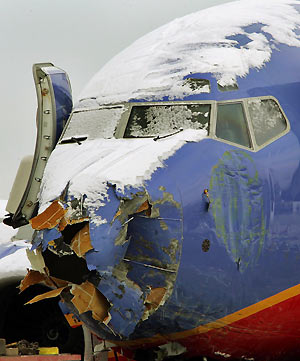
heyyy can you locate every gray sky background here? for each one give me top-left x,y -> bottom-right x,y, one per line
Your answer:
0,0 -> 233,200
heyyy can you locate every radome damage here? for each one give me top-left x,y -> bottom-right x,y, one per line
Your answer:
24,175 -> 184,340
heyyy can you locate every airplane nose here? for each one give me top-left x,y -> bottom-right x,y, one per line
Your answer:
26,180 -> 183,339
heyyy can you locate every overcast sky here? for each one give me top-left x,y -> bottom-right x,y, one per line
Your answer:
0,0 -> 233,200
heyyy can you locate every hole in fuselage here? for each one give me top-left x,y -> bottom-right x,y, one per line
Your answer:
43,222 -> 90,284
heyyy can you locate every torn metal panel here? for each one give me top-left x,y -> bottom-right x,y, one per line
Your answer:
85,186 -> 150,273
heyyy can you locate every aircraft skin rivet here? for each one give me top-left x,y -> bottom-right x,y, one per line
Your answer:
26,201 -> 33,207
202,239 -> 210,252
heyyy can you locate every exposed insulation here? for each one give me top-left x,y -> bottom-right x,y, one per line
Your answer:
70,224 -> 93,258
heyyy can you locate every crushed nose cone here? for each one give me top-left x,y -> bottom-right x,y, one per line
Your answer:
26,182 -> 183,340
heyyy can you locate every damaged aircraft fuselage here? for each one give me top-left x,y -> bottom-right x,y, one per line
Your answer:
6,1 -> 300,360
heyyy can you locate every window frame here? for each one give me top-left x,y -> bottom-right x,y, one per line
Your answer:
244,96 -> 290,151
118,96 -> 289,152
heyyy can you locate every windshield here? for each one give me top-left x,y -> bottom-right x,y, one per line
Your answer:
216,103 -> 251,148
62,106 -> 125,140
124,104 -> 211,138
248,99 -> 287,146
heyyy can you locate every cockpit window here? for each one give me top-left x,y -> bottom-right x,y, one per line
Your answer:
60,96 -> 288,152
62,106 -> 124,140
247,99 -> 287,146
216,103 -> 251,148
124,104 -> 211,138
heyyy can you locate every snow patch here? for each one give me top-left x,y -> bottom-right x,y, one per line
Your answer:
0,200 -> 30,285
39,129 -> 206,209
78,0 -> 300,104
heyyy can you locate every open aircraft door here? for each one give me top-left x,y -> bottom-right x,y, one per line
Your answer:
4,63 -> 73,228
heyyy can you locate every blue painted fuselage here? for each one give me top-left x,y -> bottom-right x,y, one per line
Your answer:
123,41 -> 300,338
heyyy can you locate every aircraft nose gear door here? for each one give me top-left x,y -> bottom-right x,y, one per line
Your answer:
4,63 -> 73,228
